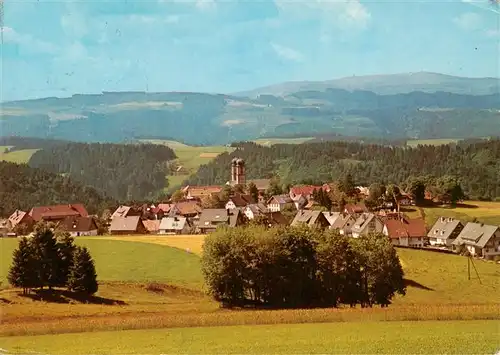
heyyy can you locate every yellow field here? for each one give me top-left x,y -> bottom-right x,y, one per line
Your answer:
253,137 -> 315,146
0,147 -> 39,164
99,235 -> 206,255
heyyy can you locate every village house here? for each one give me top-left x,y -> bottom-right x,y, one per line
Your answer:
151,203 -> 177,220
289,185 -> 330,201
0,219 -> 11,237
247,179 -> 271,202
197,209 -> 245,234
383,217 -> 427,248
8,210 -> 34,231
143,219 -> 161,234
57,216 -> 99,237
322,211 -> 341,227
290,194 -> 308,210
452,223 -> 500,260
291,210 -> 330,229
173,201 -> 202,218
182,185 -> 223,200
110,205 -> 142,220
225,193 -> 255,210
267,194 -> 294,212
243,203 -> 269,220
427,216 -> 464,247
330,213 -> 357,236
29,204 -> 88,223
351,213 -> 385,238
344,203 -> 369,215
109,216 -> 148,235
159,216 -> 192,235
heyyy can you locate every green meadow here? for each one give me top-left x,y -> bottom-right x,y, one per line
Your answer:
0,146 -> 38,164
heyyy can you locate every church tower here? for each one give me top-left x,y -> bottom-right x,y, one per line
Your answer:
230,158 -> 246,185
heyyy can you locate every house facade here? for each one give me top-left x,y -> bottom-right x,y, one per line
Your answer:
8,210 -> 34,232
330,213 -> 357,236
109,216 -> 148,235
197,209 -> 244,234
244,203 -> 269,220
57,216 -> 98,237
291,210 -> 330,229
267,194 -> 294,212
383,218 -> 427,248
159,216 -> 192,235
427,216 -> 464,247
29,204 -> 88,222
225,194 -> 254,210
351,213 -> 385,238
452,223 -> 500,260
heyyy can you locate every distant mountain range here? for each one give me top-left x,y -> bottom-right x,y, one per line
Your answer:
1,72 -> 499,145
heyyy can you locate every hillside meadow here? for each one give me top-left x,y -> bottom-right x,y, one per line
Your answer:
0,146 -> 38,164
3,320 -> 498,355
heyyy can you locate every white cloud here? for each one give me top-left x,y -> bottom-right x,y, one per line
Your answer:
270,42 -> 304,62
195,0 -> 217,11
1,26 -> 59,54
275,0 -> 371,30
485,28 -> 500,37
453,12 -> 483,30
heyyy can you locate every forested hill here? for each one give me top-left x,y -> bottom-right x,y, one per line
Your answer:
185,139 -> 500,200
0,161 -> 114,217
1,137 -> 176,201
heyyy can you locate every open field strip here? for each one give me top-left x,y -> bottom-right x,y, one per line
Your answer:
253,137 -> 315,146
406,138 -> 461,147
0,147 -> 39,164
2,320 -> 498,355
98,235 -> 206,255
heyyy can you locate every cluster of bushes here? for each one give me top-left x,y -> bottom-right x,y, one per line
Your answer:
202,225 -> 406,309
8,223 -> 98,296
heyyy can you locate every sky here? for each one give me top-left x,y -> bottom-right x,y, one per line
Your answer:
1,0 -> 499,101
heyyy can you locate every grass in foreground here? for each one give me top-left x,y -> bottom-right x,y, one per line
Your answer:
99,235 -> 206,255
3,320 -> 499,355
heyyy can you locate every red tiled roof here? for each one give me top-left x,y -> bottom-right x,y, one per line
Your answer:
290,185 -> 327,197
8,210 -> 32,227
174,201 -> 202,216
344,204 -> 368,214
152,204 -> 174,214
29,204 -> 88,222
385,218 -> 427,239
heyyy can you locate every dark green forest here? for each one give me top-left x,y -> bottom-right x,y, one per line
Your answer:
185,139 -> 500,200
0,161 -> 114,217
28,142 -> 176,201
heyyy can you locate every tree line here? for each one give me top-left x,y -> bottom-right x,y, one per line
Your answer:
0,161 -> 114,218
185,139 -> 500,200
8,223 -> 98,295
202,225 -> 406,309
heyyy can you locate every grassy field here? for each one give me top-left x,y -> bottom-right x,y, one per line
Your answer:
406,138 -> 461,147
253,137 -> 315,146
99,235 -> 206,255
3,320 -> 498,355
0,146 -> 38,164
403,201 -> 500,227
140,139 -> 234,190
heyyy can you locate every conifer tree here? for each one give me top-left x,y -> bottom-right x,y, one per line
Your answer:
7,237 -> 38,294
56,231 -> 76,287
31,223 -> 60,290
68,246 -> 98,295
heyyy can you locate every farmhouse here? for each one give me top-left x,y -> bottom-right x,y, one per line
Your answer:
174,201 -> 202,218
267,194 -> 294,212
383,217 -> 427,248
159,216 -> 192,235
182,185 -> 223,200
289,185 -> 329,201
351,213 -> 385,238
197,208 -> 245,233
291,210 -> 330,229
109,216 -> 148,235
452,223 -> 500,260
427,216 -> 464,247
57,216 -> 98,237
344,203 -> 368,214
143,219 -> 161,234
29,204 -> 88,222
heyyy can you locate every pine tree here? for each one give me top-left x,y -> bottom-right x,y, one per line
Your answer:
247,182 -> 259,203
8,237 -> 38,294
68,246 -> 98,295
56,231 -> 76,287
31,223 -> 60,290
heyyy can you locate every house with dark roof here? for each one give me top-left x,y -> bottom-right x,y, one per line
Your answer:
351,213 -> 385,238
267,194 -> 294,212
159,216 -> 192,235
143,220 -> 161,234
111,205 -> 143,220
197,209 -> 245,234
225,193 -> 255,210
427,216 -> 464,247
29,204 -> 88,222
173,201 -> 202,218
57,216 -> 98,237
109,216 -> 148,235
243,203 -> 269,220
343,203 -> 369,215
322,211 -> 341,227
452,223 -> 500,260
291,210 -> 330,229
383,217 -> 427,247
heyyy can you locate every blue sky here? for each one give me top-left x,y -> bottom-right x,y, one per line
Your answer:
2,0 -> 499,101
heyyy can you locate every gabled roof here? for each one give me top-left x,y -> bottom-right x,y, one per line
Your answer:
152,203 -> 175,214
174,201 -> 202,216
331,213 -> 356,229
322,211 -> 341,226
344,204 -> 368,214
109,216 -> 142,232
352,213 -> 379,233
291,210 -> 328,227
8,210 -> 32,227
111,205 -> 132,219
247,179 -> 271,191
227,194 -> 255,207
245,203 -> 269,215
427,216 -> 463,239
57,216 -> 98,232
29,204 -> 88,222
268,194 -> 292,205
159,216 -> 189,231
143,219 -> 161,233
264,211 -> 289,225
198,209 -> 242,228
385,218 -> 427,239
452,222 -> 499,248
185,185 -> 223,198
290,185 -> 327,197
